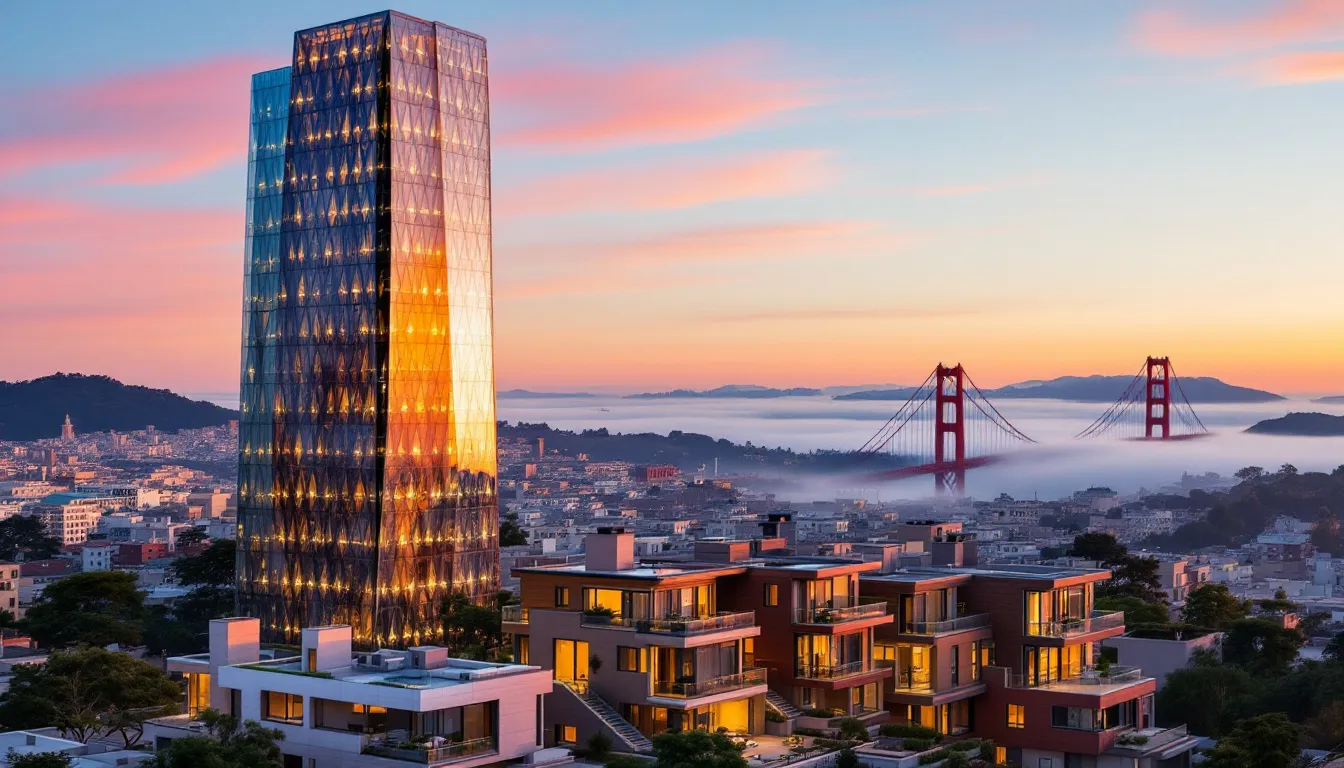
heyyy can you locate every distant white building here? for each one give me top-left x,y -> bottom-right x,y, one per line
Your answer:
81,545 -> 115,572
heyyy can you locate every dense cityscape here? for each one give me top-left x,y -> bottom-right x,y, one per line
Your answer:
3,4 -> 1344,768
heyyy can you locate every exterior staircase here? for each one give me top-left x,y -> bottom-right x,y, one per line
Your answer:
765,689 -> 803,719
555,681 -> 653,753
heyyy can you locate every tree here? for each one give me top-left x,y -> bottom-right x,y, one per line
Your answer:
0,646 -> 179,746
837,717 -> 868,742
645,729 -> 747,768
6,752 -> 75,768
1304,700 -> 1344,750
1310,513 -> 1342,554
1156,663 -> 1255,737
1068,533 -> 1128,564
441,591 -> 509,659
499,512 -> 528,547
1203,713 -> 1303,768
1278,464 -> 1299,476
146,709 -> 285,768
0,515 -> 61,561
836,747 -> 860,768
21,571 -> 145,648
1222,618 -> 1304,675
1235,466 -> 1266,482
173,539 -> 236,587
1095,595 -> 1169,626
1325,631 -> 1344,662
175,527 -> 209,548
145,585 -> 234,656
1181,584 -> 1248,630
1103,555 -> 1167,603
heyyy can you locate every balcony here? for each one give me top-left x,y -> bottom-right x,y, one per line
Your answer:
501,605 -> 528,624
1026,610 -> 1125,638
796,660 -> 870,681
578,610 -> 756,636
900,613 -> 990,636
652,667 -> 767,698
794,600 -> 888,626
364,736 -> 497,764
1008,665 -> 1146,690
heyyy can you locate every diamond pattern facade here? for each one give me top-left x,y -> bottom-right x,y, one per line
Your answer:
237,11 -> 497,649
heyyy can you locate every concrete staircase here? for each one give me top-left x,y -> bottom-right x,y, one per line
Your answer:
766,689 -> 803,719
554,681 -> 653,753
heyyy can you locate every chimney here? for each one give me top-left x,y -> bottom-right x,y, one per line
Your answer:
587,527 -> 635,571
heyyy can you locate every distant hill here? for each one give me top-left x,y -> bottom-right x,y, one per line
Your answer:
1313,395 -> 1344,405
0,374 -> 238,441
1245,412 -> 1344,436
497,389 -> 595,399
838,374 -> 1282,403
629,385 -> 823,399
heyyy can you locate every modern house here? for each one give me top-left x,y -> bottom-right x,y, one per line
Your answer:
147,618 -> 555,768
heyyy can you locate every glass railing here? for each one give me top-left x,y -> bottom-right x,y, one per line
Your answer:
1026,610 -> 1126,638
795,660 -> 869,680
579,612 -> 635,628
1008,665 -> 1144,689
501,605 -> 528,623
794,601 -> 888,625
364,736 -> 496,764
900,613 -> 991,635
638,611 -> 756,635
893,671 -> 935,693
652,667 -> 767,698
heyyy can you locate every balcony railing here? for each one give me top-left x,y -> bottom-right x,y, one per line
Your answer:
501,605 -> 528,623
1026,610 -> 1126,638
796,660 -> 869,680
1008,665 -> 1145,689
652,667 -> 767,698
901,613 -> 991,635
794,601 -> 888,625
578,610 -> 756,635
364,736 -> 496,764
638,611 -> 755,635
892,671 -> 935,693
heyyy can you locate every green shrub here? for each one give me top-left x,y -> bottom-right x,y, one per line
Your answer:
837,717 -> 869,742
918,750 -> 948,765
765,710 -> 787,723
803,708 -> 836,718
949,739 -> 981,752
795,727 -> 828,737
586,732 -> 612,760
879,723 -> 940,741
944,750 -> 970,768
902,738 -> 933,752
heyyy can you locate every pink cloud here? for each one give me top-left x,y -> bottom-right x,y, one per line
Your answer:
496,149 -> 835,217
1255,49 -> 1344,83
492,42 -> 820,151
1134,0 -> 1344,57
897,174 -> 1057,198
0,196 -> 243,390
0,54 -> 278,185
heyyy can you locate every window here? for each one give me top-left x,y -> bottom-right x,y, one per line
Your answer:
970,640 -> 981,681
555,724 -> 577,745
306,648 -> 317,673
263,691 -> 303,725
617,646 -> 645,672
1052,706 -> 1093,730
950,645 -> 960,687
517,635 -> 530,665
555,586 -> 570,608
995,747 -> 1007,765
187,673 -> 211,716
1007,703 -> 1025,729
764,583 -> 779,607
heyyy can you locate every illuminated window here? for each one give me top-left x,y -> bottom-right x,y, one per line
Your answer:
764,583 -> 779,607
263,691 -> 303,725
555,725 -> 577,745
617,646 -> 644,673
187,673 -> 211,716
995,746 -> 1007,764
555,587 -> 570,608
1008,703 -> 1026,729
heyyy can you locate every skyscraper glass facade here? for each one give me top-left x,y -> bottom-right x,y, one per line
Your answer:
237,11 -> 497,648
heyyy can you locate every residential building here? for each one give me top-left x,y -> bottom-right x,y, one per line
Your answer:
35,501 -> 103,544
861,562 -> 1199,768
506,529 -> 768,751
148,618 -> 552,768
235,9 -> 499,648
0,562 -> 19,619
82,545 -> 115,572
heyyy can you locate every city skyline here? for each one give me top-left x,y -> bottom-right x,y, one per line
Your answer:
3,0 -> 1344,394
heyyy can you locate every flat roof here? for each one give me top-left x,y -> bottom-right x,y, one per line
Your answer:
235,655 -> 537,690
866,563 -> 1110,581
511,562 -> 743,580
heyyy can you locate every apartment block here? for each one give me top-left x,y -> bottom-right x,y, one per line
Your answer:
148,618 -> 553,768
507,530 -> 767,751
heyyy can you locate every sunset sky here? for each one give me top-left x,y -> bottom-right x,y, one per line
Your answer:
3,0 -> 1343,396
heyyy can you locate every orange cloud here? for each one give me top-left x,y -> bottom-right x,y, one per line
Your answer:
497,149 -> 836,217
492,42 -> 820,151
1134,0 -> 1344,57
0,54 -> 278,185
1255,49 -> 1344,83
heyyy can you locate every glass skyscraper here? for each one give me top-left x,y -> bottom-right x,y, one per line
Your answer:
237,11 -> 497,648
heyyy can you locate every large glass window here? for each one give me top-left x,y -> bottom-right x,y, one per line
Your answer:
1008,704 -> 1025,729
263,691 -> 303,725
1025,585 -> 1092,635
187,673 -> 211,716
554,639 -> 589,685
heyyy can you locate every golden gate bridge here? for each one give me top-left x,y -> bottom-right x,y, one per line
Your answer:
855,356 -> 1209,496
